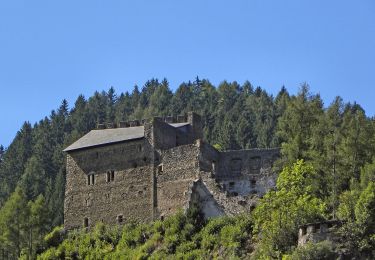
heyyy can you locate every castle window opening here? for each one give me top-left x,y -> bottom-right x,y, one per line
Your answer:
212,161 -> 216,172
251,179 -> 257,187
229,182 -> 235,189
301,227 -> 307,235
250,156 -> 261,170
106,170 -> 115,182
88,173 -> 95,185
83,217 -> 89,228
230,158 -> 242,173
158,164 -> 163,173
117,215 -> 123,224
138,145 -> 142,152
96,152 -> 99,159
315,224 -> 321,233
312,225 -> 316,233
85,197 -> 91,206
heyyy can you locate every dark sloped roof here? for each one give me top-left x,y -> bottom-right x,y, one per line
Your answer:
63,122 -> 191,152
63,126 -> 144,152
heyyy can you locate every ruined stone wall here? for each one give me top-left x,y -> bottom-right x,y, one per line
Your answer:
144,114 -> 201,151
152,120 -> 177,150
176,126 -> 193,146
156,144 -> 200,218
188,180 -> 225,218
298,221 -> 340,246
64,139 -> 154,230
216,148 -> 280,196
197,141 -> 220,173
187,112 -> 203,141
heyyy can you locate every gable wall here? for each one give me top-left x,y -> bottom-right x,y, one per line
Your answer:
64,139 -> 154,229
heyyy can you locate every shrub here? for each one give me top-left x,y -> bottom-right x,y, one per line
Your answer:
285,241 -> 337,260
44,226 -> 65,248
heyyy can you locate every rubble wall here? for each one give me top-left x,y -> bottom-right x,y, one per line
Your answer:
156,144 -> 200,218
216,148 -> 280,196
64,139 -> 154,230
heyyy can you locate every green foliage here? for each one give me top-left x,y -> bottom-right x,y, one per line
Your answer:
0,187 -> 29,256
354,182 -> 375,253
252,160 -> 327,258
44,226 -> 65,248
284,241 -> 336,260
336,181 -> 375,258
0,188 -> 49,258
38,212 -> 254,259
0,78 -> 374,258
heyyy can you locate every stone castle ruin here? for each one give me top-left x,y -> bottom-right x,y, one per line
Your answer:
298,220 -> 341,246
63,112 -> 279,229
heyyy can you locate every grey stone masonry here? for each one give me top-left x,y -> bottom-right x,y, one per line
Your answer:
63,112 -> 280,229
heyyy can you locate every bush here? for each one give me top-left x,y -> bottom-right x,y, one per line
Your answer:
285,241 -> 337,260
38,211 -> 256,259
44,226 -> 65,248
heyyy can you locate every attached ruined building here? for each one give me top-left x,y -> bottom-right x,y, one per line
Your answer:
63,112 -> 280,229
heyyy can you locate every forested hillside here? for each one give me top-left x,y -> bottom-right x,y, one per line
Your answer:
0,78 -> 374,259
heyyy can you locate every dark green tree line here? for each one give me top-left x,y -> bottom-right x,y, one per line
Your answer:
0,78 -> 373,258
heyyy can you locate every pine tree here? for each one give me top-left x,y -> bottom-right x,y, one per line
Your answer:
0,187 -> 29,257
145,78 -> 173,117
0,122 -> 33,205
336,104 -> 374,190
27,194 -> 49,258
106,86 -> 117,123
0,145 -> 4,163
19,156 -> 46,200
276,84 -> 324,165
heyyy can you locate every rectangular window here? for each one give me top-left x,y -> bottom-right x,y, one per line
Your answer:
107,171 -> 115,182
229,182 -> 235,189
88,174 -> 95,185
83,217 -> 89,228
158,164 -> 163,173
117,215 -> 123,224
212,161 -> 217,172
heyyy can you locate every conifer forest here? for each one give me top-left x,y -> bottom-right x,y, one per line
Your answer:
0,78 -> 374,259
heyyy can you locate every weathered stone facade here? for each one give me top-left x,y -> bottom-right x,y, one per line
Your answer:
64,112 -> 280,229
298,220 -> 340,247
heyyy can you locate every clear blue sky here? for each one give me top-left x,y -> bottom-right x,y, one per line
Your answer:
1,0 -> 374,147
